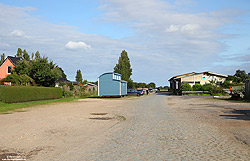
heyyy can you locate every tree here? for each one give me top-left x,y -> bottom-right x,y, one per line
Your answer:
16,48 -> 23,57
193,83 -> 203,91
1,73 -> 35,86
35,51 -> 41,60
0,53 -> 5,65
14,54 -> 61,87
31,52 -> 34,60
234,69 -> 248,83
57,67 -> 67,79
180,83 -> 192,91
75,69 -> 83,83
114,50 -> 132,81
23,49 -> 30,61
127,79 -> 134,88
147,82 -> 156,89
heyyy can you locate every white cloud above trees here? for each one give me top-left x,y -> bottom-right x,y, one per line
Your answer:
65,41 -> 91,50
0,1 -> 249,85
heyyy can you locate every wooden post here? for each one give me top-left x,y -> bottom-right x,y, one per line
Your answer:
245,80 -> 250,100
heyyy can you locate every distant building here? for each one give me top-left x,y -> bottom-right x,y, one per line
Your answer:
55,77 -> 71,87
84,83 -> 98,94
98,72 -> 127,97
169,72 -> 228,93
0,56 -> 22,81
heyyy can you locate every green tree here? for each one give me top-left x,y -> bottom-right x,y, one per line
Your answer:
114,50 -> 132,81
16,48 -> 23,57
57,67 -> 67,79
75,69 -> 83,83
31,52 -> 34,60
0,53 -> 5,65
147,82 -> 156,88
180,83 -> 192,91
234,69 -> 248,83
14,55 -> 60,87
35,51 -> 41,60
127,79 -> 134,88
23,49 -> 30,61
1,73 -> 35,86
192,83 -> 203,91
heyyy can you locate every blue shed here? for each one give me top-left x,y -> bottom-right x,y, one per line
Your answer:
98,72 -> 127,97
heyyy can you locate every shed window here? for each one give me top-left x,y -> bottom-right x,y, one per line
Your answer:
7,66 -> 12,74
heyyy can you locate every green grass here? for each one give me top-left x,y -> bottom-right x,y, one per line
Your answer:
0,97 -> 79,113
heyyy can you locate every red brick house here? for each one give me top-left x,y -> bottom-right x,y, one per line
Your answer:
0,56 -> 22,81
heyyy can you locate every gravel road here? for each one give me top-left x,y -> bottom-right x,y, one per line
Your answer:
82,94 -> 250,160
1,94 -> 250,160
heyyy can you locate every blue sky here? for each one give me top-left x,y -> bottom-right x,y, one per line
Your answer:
0,0 -> 250,86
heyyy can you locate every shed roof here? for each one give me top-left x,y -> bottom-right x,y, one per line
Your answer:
98,72 -> 121,78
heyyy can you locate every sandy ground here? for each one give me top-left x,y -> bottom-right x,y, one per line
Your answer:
0,95 -> 250,160
0,97 -> 138,160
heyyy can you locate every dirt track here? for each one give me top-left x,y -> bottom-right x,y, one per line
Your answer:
1,95 -> 250,160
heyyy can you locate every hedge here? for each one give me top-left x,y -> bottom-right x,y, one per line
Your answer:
0,86 -> 62,103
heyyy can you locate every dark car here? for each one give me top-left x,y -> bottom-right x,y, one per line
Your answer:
127,89 -> 143,96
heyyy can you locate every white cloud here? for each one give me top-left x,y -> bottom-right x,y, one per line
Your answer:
65,41 -> 91,50
165,25 -> 180,33
10,30 -> 25,37
0,2 -> 249,86
181,24 -> 200,33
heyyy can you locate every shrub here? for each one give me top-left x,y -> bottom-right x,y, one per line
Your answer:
202,83 -> 215,92
0,73 -> 35,86
0,86 -> 62,103
63,91 -> 73,97
180,83 -> 192,91
193,83 -> 203,91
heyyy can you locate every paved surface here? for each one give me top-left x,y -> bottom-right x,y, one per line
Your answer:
81,94 -> 250,160
1,94 -> 250,160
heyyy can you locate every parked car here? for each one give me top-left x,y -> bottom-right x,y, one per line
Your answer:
127,89 -> 143,96
136,89 -> 144,95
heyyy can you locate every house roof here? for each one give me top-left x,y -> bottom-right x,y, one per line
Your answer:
0,56 -> 23,67
56,77 -> 70,83
8,56 -> 23,65
168,72 -> 200,81
71,81 -> 83,85
169,71 -> 228,81
203,72 -> 228,78
84,83 -> 97,87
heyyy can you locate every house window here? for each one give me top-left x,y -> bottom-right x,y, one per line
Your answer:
195,81 -> 200,84
7,66 -> 12,74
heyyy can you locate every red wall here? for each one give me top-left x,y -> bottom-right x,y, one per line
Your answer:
0,58 -> 15,80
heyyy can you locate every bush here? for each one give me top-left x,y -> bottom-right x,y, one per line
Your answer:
202,83 -> 215,92
180,83 -> 192,91
1,73 -> 35,86
0,86 -> 62,103
193,83 -> 203,91
63,91 -> 73,97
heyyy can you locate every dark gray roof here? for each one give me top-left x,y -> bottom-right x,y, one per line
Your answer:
0,56 -> 22,67
8,56 -> 23,65
56,77 -> 70,83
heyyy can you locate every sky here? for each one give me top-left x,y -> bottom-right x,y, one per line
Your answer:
0,0 -> 250,86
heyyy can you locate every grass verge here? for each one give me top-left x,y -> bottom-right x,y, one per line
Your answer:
0,97 -> 79,114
